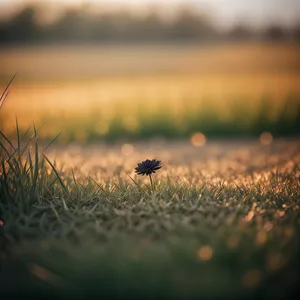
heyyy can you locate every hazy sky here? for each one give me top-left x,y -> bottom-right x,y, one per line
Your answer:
0,0 -> 299,28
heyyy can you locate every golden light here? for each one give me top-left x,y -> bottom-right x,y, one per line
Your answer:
264,222 -> 273,231
190,132 -> 206,147
197,246 -> 213,261
121,143 -> 134,155
74,130 -> 87,143
259,131 -> 273,146
244,210 -> 255,222
124,117 -> 138,132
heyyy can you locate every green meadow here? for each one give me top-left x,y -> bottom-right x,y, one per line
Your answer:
1,41 -> 300,299
1,42 -> 300,142
1,128 -> 300,299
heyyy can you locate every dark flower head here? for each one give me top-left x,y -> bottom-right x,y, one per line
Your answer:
135,159 -> 162,176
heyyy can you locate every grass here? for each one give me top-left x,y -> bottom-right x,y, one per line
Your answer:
1,42 -> 300,298
1,41 -> 300,141
2,93 -> 300,143
1,113 -> 300,299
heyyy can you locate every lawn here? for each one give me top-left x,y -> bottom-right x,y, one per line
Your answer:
1,126 -> 300,299
1,41 -> 300,299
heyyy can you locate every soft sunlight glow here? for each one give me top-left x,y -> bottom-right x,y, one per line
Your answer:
244,210 -> 255,222
264,222 -> 274,231
121,143 -> 134,156
259,132 -> 273,146
190,132 -> 206,147
197,246 -> 213,261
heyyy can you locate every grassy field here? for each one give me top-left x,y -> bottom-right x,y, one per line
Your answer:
1,42 -> 300,141
1,122 -> 300,299
1,42 -> 300,298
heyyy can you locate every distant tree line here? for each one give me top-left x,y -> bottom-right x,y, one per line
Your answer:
0,6 -> 299,45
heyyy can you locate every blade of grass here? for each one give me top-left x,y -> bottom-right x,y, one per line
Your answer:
42,132 -> 62,153
28,149 -> 34,182
90,176 -> 106,195
47,177 -> 59,191
124,172 -> 143,192
0,131 -> 16,152
43,154 -> 69,196
62,199 -> 69,211
18,121 -> 48,159
15,118 -> 21,156
0,73 -> 17,110
30,125 -> 39,196
71,168 -> 77,186
23,126 -> 32,138
0,90 -> 9,109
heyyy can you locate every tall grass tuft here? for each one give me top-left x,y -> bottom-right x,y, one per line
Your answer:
0,77 -> 66,212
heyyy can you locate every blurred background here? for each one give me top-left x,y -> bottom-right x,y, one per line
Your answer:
0,0 -> 300,143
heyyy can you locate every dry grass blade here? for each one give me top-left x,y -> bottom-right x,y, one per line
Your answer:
124,172 -> 143,192
42,132 -> 62,153
15,118 -> 21,156
90,177 -> 105,192
0,73 -> 17,110
43,154 -> 69,195
71,168 -> 77,186
18,121 -> 49,159
30,125 -> 39,195
0,131 -> 16,152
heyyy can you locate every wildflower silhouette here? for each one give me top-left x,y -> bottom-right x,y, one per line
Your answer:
135,159 -> 161,191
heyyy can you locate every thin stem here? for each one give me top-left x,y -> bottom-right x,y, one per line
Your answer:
149,174 -> 154,192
